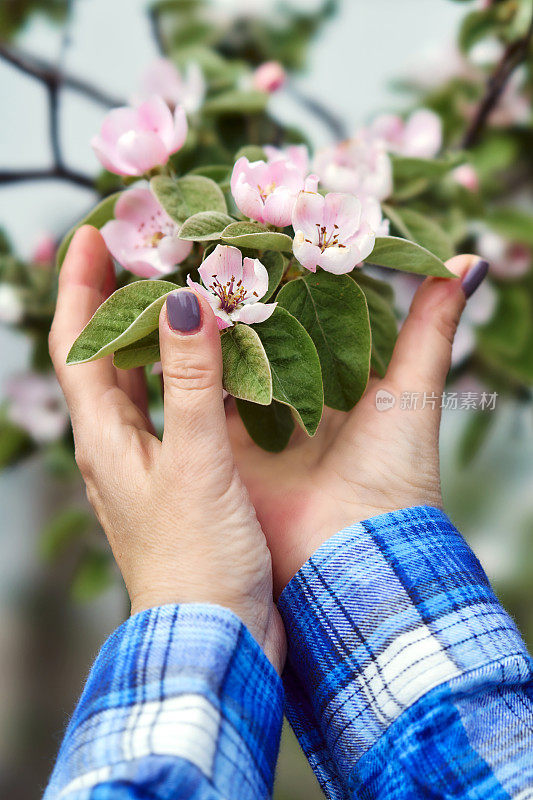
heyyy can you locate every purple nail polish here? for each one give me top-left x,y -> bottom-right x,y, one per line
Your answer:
166,291 -> 201,333
462,259 -> 489,299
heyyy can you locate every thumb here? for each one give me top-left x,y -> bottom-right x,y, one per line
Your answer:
386,255 -> 489,395
159,288 -> 230,470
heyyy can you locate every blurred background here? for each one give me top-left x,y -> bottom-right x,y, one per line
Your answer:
1,1 -> 532,798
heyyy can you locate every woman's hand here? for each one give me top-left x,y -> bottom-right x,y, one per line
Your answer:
49,226 -> 285,673
227,255 -> 488,595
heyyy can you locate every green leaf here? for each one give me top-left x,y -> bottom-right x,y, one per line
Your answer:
235,145 -> 267,162
71,550 -> 113,602
56,192 -> 122,269
383,205 -> 454,262
236,399 -> 295,452
485,208 -> 533,248
351,272 -> 398,377
221,324 -> 272,405
203,90 -> 268,115
477,284 -> 531,359
458,411 -> 494,467
189,165 -> 231,184
392,153 -> 463,184
113,331 -> 161,370
0,417 -> 33,470
278,272 -> 370,411
459,9 -> 498,53
221,222 -> 293,252
40,508 -> 92,562
67,280 -> 177,364
368,237 -> 454,277
179,211 -> 235,241
151,174 -> 227,224
254,307 -> 323,435
261,251 -> 285,300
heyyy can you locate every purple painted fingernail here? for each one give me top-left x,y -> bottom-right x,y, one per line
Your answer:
166,291 -> 201,333
462,259 -> 489,299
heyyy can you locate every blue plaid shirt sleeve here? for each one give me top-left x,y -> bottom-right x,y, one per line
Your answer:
43,603 -> 283,800
278,505 -> 533,800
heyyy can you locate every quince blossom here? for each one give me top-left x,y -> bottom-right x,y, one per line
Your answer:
186,244 -> 276,330
292,191 -> 379,274
264,144 -> 310,178
92,96 -> 188,176
231,156 -> 318,227
313,136 -> 393,201
477,230 -> 531,280
137,59 -> 205,115
253,61 -> 287,93
101,187 -> 192,278
4,373 -> 68,443
368,109 -> 442,159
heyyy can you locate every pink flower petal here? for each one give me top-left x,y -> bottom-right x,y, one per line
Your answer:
318,244 -> 360,274
158,236 -> 193,268
114,187 -> 161,224
293,233 -> 319,272
263,187 -> 296,227
100,107 -> 139,144
136,96 -> 175,151
323,193 -> 362,239
292,191 -> 325,240
100,220 -> 140,263
199,244 -> 243,287
116,130 -> 169,174
232,179 -> 266,223
232,301 -> 277,324
172,105 -> 188,151
91,136 -> 133,176
242,257 -> 269,300
403,109 -> 442,158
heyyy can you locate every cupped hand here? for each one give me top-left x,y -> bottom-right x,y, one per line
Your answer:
227,255 -> 486,595
49,226 -> 285,673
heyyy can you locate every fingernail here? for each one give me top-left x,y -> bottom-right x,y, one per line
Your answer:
462,259 -> 489,299
166,291 -> 201,333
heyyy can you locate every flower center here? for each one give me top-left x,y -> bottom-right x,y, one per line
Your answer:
207,275 -> 258,313
307,223 -> 346,253
136,211 -> 177,249
258,181 -> 277,201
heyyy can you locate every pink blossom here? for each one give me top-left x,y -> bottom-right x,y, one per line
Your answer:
477,230 -> 532,279
91,96 -> 188,177
32,234 -> 56,265
101,187 -> 192,278
137,59 -> 205,114
186,244 -> 276,330
369,109 -> 442,159
4,373 -> 68,443
453,164 -> 479,193
313,136 -> 393,201
263,144 -> 309,178
253,61 -> 286,93
231,156 -> 317,227
292,191 -> 378,274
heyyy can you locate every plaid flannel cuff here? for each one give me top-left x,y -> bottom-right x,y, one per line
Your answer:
44,604 -> 283,800
278,506 -> 531,798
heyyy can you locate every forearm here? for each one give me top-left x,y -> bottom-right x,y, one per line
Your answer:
279,505 -> 533,800
44,604 -> 283,800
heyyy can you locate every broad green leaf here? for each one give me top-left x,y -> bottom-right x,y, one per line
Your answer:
368,236 -> 454,277
151,174 -> 227,224
203,90 -> 268,115
392,153 -> 463,184
71,550 -> 113,602
261,251 -> 285,300
189,165 -> 231,184
40,508 -> 92,562
114,331 -> 160,370
67,280 -> 177,364
278,272 -> 371,411
477,284 -> 531,359
254,307 -> 323,435
486,208 -> 533,248
179,211 -> 235,241
221,324 -> 272,405
235,145 -> 267,162
56,192 -> 122,269
351,272 -> 398,377
458,411 -> 494,467
221,222 -> 293,252
459,9 -> 498,53
236,399 -> 295,452
383,205 -> 454,262
0,417 -> 33,470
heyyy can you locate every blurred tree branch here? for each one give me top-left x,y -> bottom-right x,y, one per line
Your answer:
462,11 -> 533,148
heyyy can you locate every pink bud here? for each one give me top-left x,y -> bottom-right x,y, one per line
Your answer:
452,164 -> 479,193
252,61 -> 286,93
32,234 -> 56,265
91,96 -> 188,177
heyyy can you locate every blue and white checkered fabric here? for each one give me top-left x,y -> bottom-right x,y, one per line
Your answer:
44,507 -> 533,800
43,604 -> 283,800
279,506 -> 533,800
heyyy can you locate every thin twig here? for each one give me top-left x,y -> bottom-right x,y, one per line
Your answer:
288,85 -> 348,142
0,42 -> 123,107
149,6 -> 166,54
0,168 -> 95,189
462,12 -> 533,149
